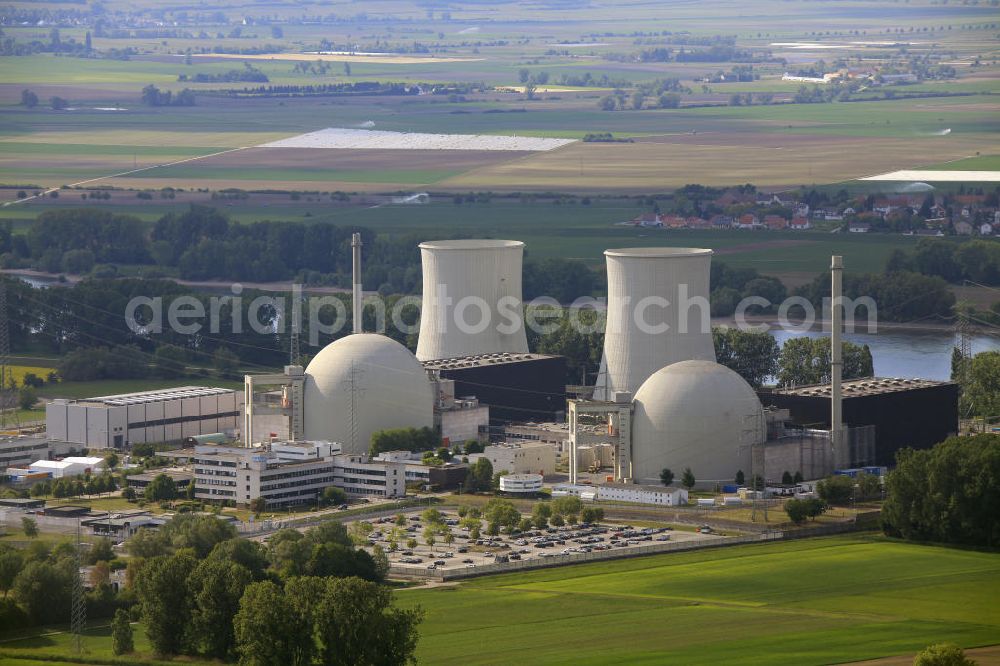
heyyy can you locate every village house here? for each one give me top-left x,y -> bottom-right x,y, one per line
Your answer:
764,215 -> 789,230
711,214 -> 734,229
954,220 -> 974,236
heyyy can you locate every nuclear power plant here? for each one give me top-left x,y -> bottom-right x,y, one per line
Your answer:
241,236 -> 955,494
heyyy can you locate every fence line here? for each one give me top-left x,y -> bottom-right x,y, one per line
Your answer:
391,518 -> 872,581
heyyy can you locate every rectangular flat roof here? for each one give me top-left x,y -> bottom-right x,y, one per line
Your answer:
423,352 -> 559,370
603,483 -> 685,494
127,469 -> 193,483
79,386 -> 235,407
770,377 -> 951,399
30,460 -> 75,469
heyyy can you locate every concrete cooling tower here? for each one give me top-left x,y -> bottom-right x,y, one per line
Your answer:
304,333 -> 433,454
416,239 -> 530,362
594,248 -> 716,400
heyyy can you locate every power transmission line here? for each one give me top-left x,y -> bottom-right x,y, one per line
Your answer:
70,518 -> 86,653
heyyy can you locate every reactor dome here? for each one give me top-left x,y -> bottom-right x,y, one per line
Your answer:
304,333 -> 434,454
631,360 -> 764,485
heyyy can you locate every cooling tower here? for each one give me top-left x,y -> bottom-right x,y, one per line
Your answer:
594,247 -> 715,400
416,239 -> 529,361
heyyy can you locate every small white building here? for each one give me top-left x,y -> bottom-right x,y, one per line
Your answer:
596,484 -> 688,506
28,456 -> 106,479
551,483 -> 598,501
499,473 -> 543,494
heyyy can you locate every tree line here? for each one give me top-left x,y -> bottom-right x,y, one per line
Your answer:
887,238 -> 1000,287
882,433 -> 1000,548
21,513 -> 425,663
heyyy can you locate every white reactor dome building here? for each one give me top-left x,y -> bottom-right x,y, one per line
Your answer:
416,239 -> 529,362
631,360 -> 764,485
304,333 -> 434,454
595,247 -> 715,401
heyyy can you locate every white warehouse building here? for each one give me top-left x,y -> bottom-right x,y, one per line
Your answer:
46,387 -> 242,450
28,456 -> 106,479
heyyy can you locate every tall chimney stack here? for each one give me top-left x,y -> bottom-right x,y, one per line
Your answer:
830,255 -> 843,460
352,233 -> 363,334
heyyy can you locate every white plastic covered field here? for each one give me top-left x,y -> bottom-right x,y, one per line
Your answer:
260,128 -> 575,152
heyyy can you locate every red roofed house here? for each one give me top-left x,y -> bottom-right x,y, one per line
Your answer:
764,215 -> 788,230
790,216 -> 811,230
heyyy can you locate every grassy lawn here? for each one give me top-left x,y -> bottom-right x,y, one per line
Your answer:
397,535 -> 1000,665
0,621 -> 183,666
1,535 -> 993,665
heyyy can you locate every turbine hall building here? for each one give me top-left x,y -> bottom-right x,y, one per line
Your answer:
760,377 -> 959,467
422,352 -> 566,425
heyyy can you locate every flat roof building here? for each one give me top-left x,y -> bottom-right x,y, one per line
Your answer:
499,473 -> 544,494
596,484 -> 689,507
469,441 -> 556,476
761,377 -> 958,466
126,469 -> 194,492
423,353 -> 566,424
0,435 -> 49,471
28,456 -> 106,479
191,440 -> 405,508
46,386 -> 242,450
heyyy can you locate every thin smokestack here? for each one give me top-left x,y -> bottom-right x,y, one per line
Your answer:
352,233 -> 363,334
830,255 -> 843,456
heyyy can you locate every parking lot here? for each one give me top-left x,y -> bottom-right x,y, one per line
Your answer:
356,509 -> 725,574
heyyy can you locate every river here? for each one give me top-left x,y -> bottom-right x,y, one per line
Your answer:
769,326 -> 998,381
10,272 -> 999,381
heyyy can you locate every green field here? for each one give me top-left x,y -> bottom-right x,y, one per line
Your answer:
0,196 -> 921,276
0,536 -> 994,666
398,536 -> 1000,665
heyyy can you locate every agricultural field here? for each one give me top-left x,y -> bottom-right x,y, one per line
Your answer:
0,0 -> 997,194
398,535 -> 1000,666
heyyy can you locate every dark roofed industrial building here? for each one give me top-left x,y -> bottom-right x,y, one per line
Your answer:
423,353 -> 566,425
760,377 -> 959,467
